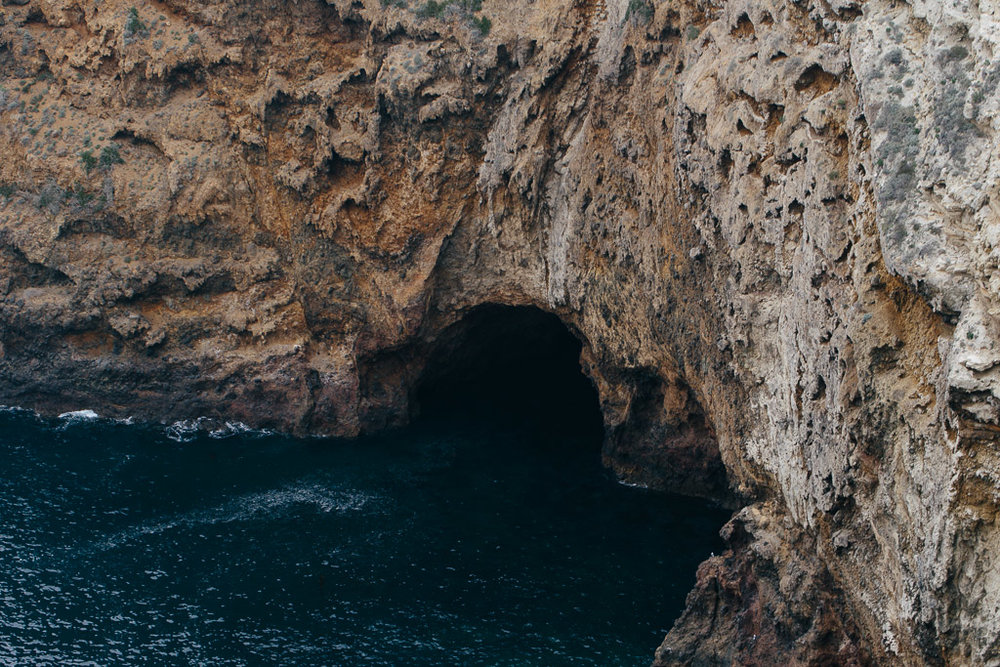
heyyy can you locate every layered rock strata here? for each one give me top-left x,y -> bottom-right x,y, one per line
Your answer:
2,0 -> 998,662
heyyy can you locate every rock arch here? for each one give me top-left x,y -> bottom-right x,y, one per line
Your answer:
412,302 -> 731,504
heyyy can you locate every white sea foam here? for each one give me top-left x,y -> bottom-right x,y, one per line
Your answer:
164,419 -> 204,443
57,409 -> 100,420
2,405 -> 279,441
95,483 -> 375,551
164,417 -> 273,442
0,405 -> 36,416
208,421 -> 273,439
617,479 -> 651,490
224,484 -> 371,518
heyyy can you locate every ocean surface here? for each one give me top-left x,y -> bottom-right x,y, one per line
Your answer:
0,406 -> 729,665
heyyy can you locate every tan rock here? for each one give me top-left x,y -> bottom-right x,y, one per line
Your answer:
1,0 -> 998,662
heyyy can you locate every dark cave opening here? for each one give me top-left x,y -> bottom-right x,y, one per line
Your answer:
408,303 -> 733,661
413,304 -> 604,446
411,303 -> 733,504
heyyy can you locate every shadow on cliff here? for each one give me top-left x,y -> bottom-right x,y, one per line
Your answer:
412,304 -> 604,452
412,303 -> 736,509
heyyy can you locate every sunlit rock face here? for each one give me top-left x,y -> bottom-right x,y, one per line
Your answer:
2,0 -> 998,662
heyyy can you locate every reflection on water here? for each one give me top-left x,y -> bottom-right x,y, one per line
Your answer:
0,407 -> 729,665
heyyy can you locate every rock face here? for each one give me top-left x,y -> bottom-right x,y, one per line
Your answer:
1,0 -> 998,663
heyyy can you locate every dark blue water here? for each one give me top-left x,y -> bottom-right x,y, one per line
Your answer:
0,407 -> 728,665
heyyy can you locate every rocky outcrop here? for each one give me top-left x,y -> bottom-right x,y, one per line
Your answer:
2,0 -> 998,663
655,503 -> 873,666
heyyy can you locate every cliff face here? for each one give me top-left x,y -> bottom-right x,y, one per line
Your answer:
2,0 -> 998,662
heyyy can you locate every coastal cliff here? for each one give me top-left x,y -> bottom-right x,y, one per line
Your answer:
2,0 -> 998,662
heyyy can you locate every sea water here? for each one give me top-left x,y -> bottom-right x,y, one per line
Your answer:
0,407 -> 728,665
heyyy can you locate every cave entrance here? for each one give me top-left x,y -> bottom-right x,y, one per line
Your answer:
407,303 -> 731,662
413,304 -> 603,448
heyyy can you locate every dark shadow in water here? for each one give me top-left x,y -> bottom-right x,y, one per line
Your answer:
0,407 -> 730,666
0,307 -> 730,665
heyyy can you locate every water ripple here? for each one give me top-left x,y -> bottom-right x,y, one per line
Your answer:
94,483 -> 377,552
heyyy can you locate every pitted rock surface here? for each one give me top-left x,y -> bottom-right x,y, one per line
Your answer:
2,0 -> 999,663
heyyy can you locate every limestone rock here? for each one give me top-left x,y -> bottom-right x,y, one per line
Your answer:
1,0 -> 999,663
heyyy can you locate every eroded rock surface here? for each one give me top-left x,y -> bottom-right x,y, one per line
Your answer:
2,0 -> 998,663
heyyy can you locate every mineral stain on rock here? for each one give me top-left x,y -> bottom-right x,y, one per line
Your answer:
2,0 -> 1000,663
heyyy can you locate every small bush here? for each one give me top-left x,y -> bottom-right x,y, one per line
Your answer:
945,45 -> 969,62
71,183 -> 94,206
0,183 -> 14,200
625,0 -> 653,23
416,0 -> 446,18
884,48 -> 904,66
932,68 -> 981,162
125,7 -> 147,38
686,25 -> 700,41
99,145 -> 125,168
36,182 -> 64,211
413,0 -> 489,35
79,149 -> 97,173
472,15 -> 491,35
